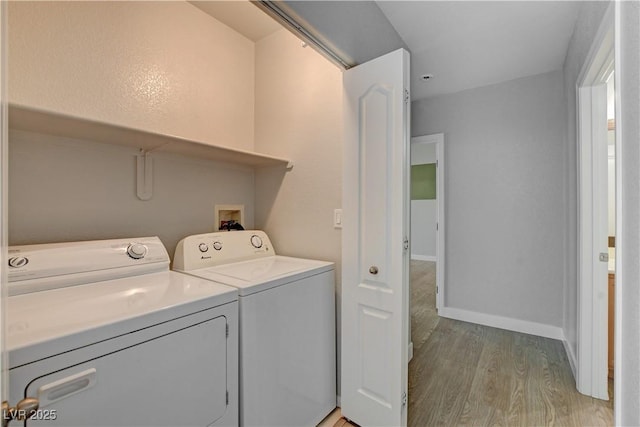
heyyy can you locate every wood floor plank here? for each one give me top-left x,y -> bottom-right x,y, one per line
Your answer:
410,260 -> 439,353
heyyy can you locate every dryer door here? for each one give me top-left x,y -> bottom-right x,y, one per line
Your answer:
10,313 -> 230,426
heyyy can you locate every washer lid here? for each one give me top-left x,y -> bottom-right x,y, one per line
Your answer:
185,256 -> 334,296
8,271 -> 237,367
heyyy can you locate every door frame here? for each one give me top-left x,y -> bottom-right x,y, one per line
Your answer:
410,133 -> 445,311
576,2 -> 614,401
0,0 -> 7,402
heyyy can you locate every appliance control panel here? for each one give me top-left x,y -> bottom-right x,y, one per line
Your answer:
173,230 -> 274,271
7,237 -> 170,295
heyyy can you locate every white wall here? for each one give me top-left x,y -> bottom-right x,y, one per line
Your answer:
561,0 -> 609,367
8,1 -> 255,151
618,1 -> 640,423
253,29 -> 343,393
411,142 -> 437,260
6,1 -> 260,257
8,130 -> 255,257
254,29 -> 342,275
412,70 -> 566,328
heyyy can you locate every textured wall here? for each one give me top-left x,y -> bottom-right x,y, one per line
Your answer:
561,0 -> 610,368
254,29 -> 342,280
9,130 -> 255,258
6,1 -> 261,257
8,1 -> 255,151
412,70 -> 566,327
253,28 -> 342,393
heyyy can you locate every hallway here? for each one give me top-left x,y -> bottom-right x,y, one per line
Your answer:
408,260 -> 613,426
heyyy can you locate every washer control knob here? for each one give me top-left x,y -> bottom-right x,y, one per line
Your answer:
8,256 -> 29,268
127,243 -> 148,259
213,241 -> 223,251
250,235 -> 263,249
198,243 -> 209,253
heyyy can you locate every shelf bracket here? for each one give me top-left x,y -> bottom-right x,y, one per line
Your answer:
136,150 -> 153,201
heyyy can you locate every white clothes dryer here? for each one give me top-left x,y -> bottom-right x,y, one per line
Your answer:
7,237 -> 238,427
173,230 -> 336,427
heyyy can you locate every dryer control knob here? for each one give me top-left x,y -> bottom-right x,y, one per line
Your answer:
8,256 -> 29,268
250,235 -> 263,249
213,241 -> 223,251
127,243 -> 148,259
199,243 -> 209,253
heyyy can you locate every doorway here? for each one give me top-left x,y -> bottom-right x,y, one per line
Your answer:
408,133 -> 444,359
576,3 -> 615,401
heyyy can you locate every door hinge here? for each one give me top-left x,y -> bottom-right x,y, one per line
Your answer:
226,391 -> 229,405
404,88 -> 410,104
226,324 -> 229,337
401,391 -> 407,407
403,237 -> 409,251
436,286 -> 439,294
436,222 -> 439,231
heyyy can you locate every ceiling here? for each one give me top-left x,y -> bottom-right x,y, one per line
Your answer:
188,1 -> 281,42
190,1 -> 582,101
376,1 -> 582,99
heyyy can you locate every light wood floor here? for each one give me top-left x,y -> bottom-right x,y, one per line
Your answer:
331,260 -> 613,427
410,260 -> 439,355
408,260 -> 613,427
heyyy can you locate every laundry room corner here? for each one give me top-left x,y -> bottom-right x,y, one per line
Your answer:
253,28 -> 344,395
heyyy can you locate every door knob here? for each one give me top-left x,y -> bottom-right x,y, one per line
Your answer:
369,266 -> 379,275
2,397 -> 39,427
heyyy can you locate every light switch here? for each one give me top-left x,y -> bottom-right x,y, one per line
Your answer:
334,209 -> 343,229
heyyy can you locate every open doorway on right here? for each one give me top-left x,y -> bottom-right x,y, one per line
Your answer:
409,133 -> 444,359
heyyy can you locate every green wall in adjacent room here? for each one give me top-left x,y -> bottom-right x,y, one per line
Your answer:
411,163 -> 436,200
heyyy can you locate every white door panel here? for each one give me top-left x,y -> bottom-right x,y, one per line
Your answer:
577,83 -> 610,399
342,48 -> 409,427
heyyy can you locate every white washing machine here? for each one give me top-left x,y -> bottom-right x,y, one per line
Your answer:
173,230 -> 336,427
6,237 -> 239,427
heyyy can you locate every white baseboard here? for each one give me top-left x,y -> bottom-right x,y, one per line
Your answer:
438,306 -> 564,340
408,341 -> 414,362
411,254 -> 437,262
562,338 -> 577,378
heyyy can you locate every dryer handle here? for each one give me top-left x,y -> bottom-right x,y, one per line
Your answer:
37,368 -> 97,408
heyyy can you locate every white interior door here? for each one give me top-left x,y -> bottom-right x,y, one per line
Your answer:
578,82 -> 610,400
341,48 -> 410,427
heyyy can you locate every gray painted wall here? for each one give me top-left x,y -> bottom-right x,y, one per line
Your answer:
412,70 -> 566,327
619,2 -> 640,423
9,130 -> 255,258
561,0 -> 609,373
